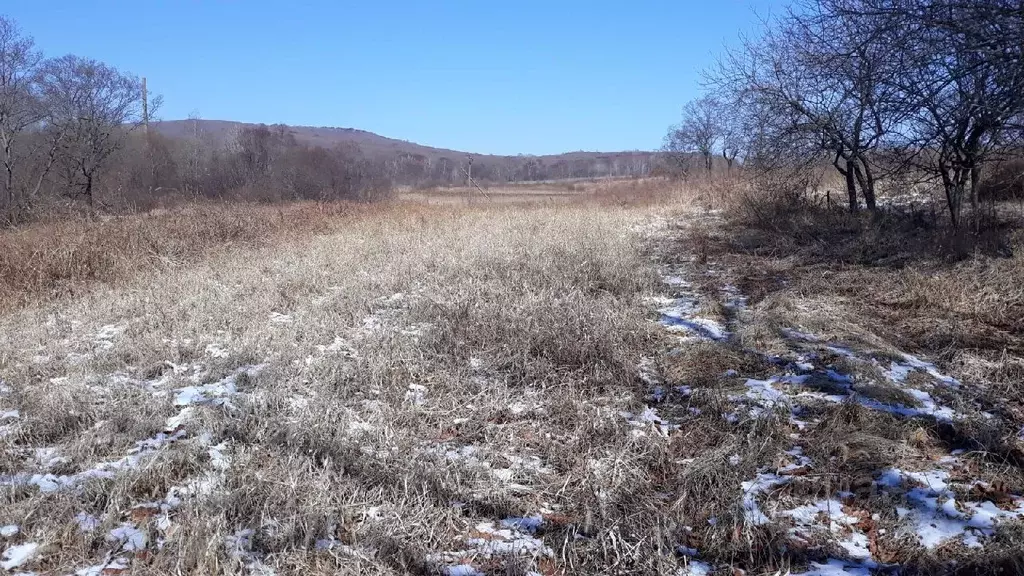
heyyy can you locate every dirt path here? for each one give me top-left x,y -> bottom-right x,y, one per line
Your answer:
640,211 -> 1024,575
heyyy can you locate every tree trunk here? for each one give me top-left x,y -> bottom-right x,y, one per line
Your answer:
1,139 -> 13,224
970,164 -> 982,232
85,173 -> 94,214
2,162 -> 12,223
940,167 -> 964,229
857,160 -> 877,211
844,159 -> 859,213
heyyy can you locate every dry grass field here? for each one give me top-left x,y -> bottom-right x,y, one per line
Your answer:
2,182 -> 1024,575
398,178 -> 675,207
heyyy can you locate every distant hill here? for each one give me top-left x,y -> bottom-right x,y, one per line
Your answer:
153,120 -> 465,159
151,120 -> 661,182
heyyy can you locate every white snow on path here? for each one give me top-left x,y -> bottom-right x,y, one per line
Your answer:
643,217 -> 1021,574
877,466 -> 1024,549
1,354 -> 272,575
108,523 -> 148,551
173,364 -> 266,408
428,515 -> 553,575
1,542 -> 38,570
621,406 -> 679,436
76,558 -> 129,576
1,427 -> 188,493
655,269 -> 731,342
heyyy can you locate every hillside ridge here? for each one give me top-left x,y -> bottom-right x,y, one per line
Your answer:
151,119 -> 656,162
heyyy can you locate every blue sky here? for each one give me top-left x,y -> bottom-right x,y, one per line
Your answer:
4,1 -> 781,155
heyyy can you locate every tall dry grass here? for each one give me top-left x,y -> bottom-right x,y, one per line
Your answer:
0,201 -> 693,575
0,201 -> 412,312
7,177 -> 1021,574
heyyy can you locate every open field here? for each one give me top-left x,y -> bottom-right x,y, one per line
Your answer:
398,178 -> 674,207
2,188 -> 1024,575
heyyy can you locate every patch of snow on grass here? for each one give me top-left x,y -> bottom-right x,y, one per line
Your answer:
677,560 -> 712,575
33,447 -> 67,469
268,312 -> 293,324
778,446 -> 813,474
208,442 -> 231,470
108,523 -> 147,551
1,542 -> 38,570
429,517 -> 553,572
91,324 -> 122,350
744,377 -> 788,408
204,343 -> 229,359
501,516 -> 544,533
405,383 -> 428,405
75,512 -> 100,532
782,328 -> 820,342
879,467 -> 1024,548
888,353 -> 960,387
444,566 -> 484,576
661,313 -> 730,341
173,364 -> 265,407
75,558 -> 129,576
790,559 -> 872,576
621,406 -> 679,436
741,472 -> 790,525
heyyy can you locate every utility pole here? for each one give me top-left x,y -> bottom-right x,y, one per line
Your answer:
142,77 -> 149,136
142,77 -> 153,192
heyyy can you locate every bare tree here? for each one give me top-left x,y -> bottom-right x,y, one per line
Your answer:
666,96 -> 720,174
0,16 -> 44,221
833,0 -> 1024,227
42,55 -> 145,210
718,105 -> 743,173
710,0 -> 905,212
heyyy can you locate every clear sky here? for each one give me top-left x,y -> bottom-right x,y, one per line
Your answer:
3,1 -> 781,155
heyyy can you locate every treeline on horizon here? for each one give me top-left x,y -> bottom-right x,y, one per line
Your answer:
0,15 -> 665,225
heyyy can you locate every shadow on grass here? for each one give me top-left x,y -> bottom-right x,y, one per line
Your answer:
722,199 -> 1019,268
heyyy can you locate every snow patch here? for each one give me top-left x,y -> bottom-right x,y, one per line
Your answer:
268,312 -> 293,324
741,472 -> 790,525
76,558 -> 129,576
108,523 -> 147,551
75,512 -> 101,532
677,560 -> 713,576
1,542 -> 38,570
405,383 -> 428,405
